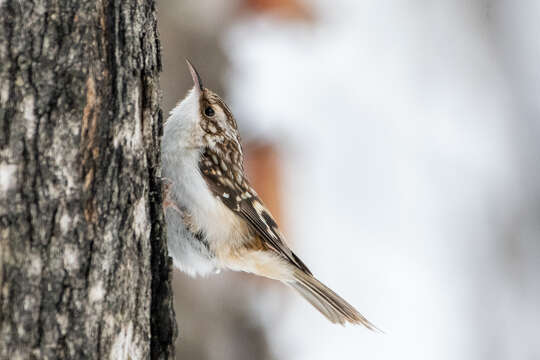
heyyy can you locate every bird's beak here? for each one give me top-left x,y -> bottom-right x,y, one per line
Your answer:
185,59 -> 203,92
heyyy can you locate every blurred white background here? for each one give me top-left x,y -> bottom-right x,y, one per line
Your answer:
158,1 -> 540,359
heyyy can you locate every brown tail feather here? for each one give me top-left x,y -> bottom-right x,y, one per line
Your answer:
289,271 -> 379,330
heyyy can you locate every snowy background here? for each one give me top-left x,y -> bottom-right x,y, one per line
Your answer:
158,1 -> 540,359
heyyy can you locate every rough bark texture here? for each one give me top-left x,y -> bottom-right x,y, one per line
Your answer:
0,0 -> 176,359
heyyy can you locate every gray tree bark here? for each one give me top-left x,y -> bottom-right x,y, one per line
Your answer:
0,0 -> 176,359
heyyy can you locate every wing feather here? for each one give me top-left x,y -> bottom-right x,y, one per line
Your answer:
199,148 -> 311,274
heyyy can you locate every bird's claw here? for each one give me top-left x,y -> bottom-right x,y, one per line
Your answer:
162,177 -> 182,214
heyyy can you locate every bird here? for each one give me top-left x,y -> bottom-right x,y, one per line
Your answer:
161,59 -> 377,328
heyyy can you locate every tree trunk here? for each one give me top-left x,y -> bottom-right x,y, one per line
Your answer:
0,0 -> 176,358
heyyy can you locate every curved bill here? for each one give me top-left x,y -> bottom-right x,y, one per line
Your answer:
185,58 -> 203,91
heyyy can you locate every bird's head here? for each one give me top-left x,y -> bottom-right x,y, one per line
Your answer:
166,60 -> 242,160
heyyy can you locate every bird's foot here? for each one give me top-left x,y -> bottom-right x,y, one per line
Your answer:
162,177 -> 182,214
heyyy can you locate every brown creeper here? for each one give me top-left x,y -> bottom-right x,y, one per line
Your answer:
161,60 -> 376,328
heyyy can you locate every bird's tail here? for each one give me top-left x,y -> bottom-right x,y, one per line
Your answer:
289,270 -> 378,330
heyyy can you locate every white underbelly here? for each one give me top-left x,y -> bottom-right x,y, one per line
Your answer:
162,147 -> 248,274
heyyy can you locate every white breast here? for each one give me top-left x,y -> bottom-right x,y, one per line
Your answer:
161,90 -> 248,275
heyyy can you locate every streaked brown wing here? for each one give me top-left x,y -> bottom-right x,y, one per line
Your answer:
199,147 -> 312,274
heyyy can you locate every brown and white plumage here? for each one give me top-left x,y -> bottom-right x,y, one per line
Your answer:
161,60 -> 377,328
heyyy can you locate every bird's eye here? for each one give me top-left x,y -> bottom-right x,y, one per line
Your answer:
204,106 -> 215,117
